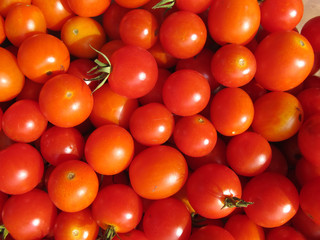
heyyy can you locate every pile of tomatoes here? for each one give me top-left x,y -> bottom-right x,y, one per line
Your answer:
1,0 -> 320,239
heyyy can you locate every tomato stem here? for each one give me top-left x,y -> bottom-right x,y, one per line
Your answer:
0,225 -> 9,239
152,0 -> 175,9
221,196 -> 253,209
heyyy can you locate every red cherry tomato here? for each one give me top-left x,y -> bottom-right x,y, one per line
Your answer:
189,225 -> 235,240
266,225 -> 306,240
67,0 -> 111,17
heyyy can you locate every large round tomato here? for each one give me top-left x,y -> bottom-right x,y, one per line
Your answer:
47,160 -> 99,212
39,73 -> 93,128
2,189 -> 57,240
0,143 -> 44,195
207,0 -> 260,45
129,145 -> 189,199
254,30 -> 314,91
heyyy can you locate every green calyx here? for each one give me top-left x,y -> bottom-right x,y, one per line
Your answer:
152,0 -> 175,9
221,196 -> 254,209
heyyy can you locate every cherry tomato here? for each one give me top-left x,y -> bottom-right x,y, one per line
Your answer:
84,124 -> 134,175
292,207 -> 320,240
129,102 -> 174,146
15,78 -> 43,101
148,40 -> 178,68
4,3 -> 46,47
0,15 -> 5,44
119,9 -> 159,49
173,114 -> 217,157
67,0 -> 111,17
53,208 -> 99,240
48,160 -> 99,212
91,184 -> 143,235
115,0 -> 151,8
2,188 -> 57,240
296,88 -> 320,119
17,33 -> 70,84
266,144 -> 289,176
162,69 -> 211,116
226,131 -> 272,177
0,191 -> 8,224
266,225 -> 306,240
1,99 -> 47,143
89,83 -> 139,129
129,145 -> 188,199
39,73 -> 93,128
189,225 -> 235,240
114,229 -> 148,240
0,0 -> 31,17
40,126 -> 85,166
159,10 -> 207,59
207,0 -> 260,45
210,87 -> 254,136
0,47 -> 25,102
254,31 -> 314,91
143,198 -> 192,240
187,163 -> 244,219
61,16 -> 106,58
252,91 -> 303,142
210,44 -> 256,88
0,143 -> 44,195
243,172 -> 299,228
67,58 -> 99,82
175,0 -> 212,13
260,0 -> 304,33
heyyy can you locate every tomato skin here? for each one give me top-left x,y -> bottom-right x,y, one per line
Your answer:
129,145 -> 188,199
252,91 -> 303,142
114,229 -> 148,240
39,73 -> 93,128
210,87 -> 254,136
0,0 -> 30,17
17,33 -> 70,84
189,225 -> 235,240
260,0 -> 304,33
40,126 -> 85,166
48,160 -> 99,212
0,143 -> 44,195
208,0 -> 260,45
266,225 -> 306,240
162,69 -> 211,116
2,99 -> 48,143
85,124 -> 134,175
187,163 -> 242,219
254,31 -> 314,91
143,198 -> 192,240
67,0 -> 111,17
2,188 -> 57,240
4,3 -> 47,47
243,172 -> 299,228
53,208 -> 99,240
0,191 -> 8,224
91,184 -> 143,233
129,102 -> 174,146
148,40 -> 178,69
159,10 -> 207,59
109,45 -> 158,99
296,88 -> 320,119
176,0 -> 212,14
292,207 -> 320,240
115,0 -> 151,8
301,16 -> 320,53
0,15 -> 5,44
15,78 -> 43,101
0,47 -> 25,102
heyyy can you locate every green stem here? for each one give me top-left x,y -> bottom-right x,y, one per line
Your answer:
0,225 -> 9,239
152,0 -> 175,9
221,196 -> 254,209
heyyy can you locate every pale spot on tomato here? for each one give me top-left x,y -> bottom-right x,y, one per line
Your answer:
72,229 -> 79,236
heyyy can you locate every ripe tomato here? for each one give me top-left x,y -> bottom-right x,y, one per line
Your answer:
207,0 -> 260,45
0,143 -> 44,195
17,33 -> 70,84
175,0 -> 212,13
267,144 -> 288,176
32,0 -> 75,31
61,16 -> 106,58
173,114 -> 217,157
39,73 -> 93,128
0,0 -> 30,17
15,78 -> 43,101
254,31 -> 314,91
295,158 -> 320,187
4,3 -> 46,47
210,44 -> 256,88
301,16 -> 320,52
48,160 -> 99,212
0,191 -> 8,224
67,0 -> 111,17
91,184 -> 143,235
252,91 -> 303,142
296,88 -> 320,119
243,172 -> 299,228
40,126 -> 85,166
159,10 -> 207,59
115,0 -> 151,8
85,124 -> 134,175
266,225 -> 306,240
114,229 -> 148,240
148,40 -> 178,69
89,83 -> 139,129
119,9 -> 159,49
0,47 -> 25,102
162,69 -> 211,116
143,198 -> 192,240
292,207 -> 320,240
108,45 -> 158,99
129,145 -> 188,199
2,188 -> 57,240
0,15 -> 5,44
187,163 -> 245,219
210,87 -> 254,136
1,99 -> 47,143
189,225 -> 235,240
224,214 -> 265,240
53,208 -> 99,240
129,102 -> 174,146
226,131 -> 272,177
